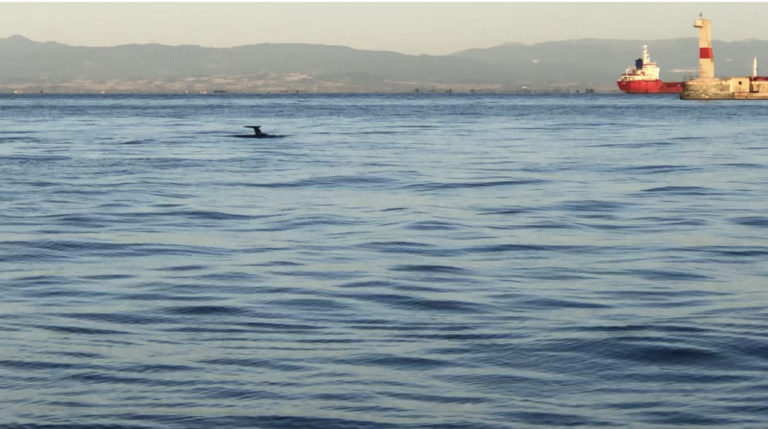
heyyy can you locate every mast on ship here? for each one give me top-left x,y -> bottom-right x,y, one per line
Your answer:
642,44 -> 650,65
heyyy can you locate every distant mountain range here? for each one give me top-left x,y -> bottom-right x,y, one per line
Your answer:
2,35 -> 768,93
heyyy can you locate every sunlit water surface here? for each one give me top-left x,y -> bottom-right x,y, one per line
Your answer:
1,94 -> 768,428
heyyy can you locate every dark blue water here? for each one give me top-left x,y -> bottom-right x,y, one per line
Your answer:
1,93 -> 768,428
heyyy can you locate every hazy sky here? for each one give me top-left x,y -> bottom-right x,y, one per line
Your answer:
2,3 -> 768,55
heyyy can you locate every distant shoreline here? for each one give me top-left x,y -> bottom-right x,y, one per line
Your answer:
0,89 -> 620,96
4,35 -> 718,96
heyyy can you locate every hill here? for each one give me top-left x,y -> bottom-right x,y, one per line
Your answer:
2,35 -> 767,93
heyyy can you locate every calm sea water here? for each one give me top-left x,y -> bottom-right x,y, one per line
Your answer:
1,93 -> 768,428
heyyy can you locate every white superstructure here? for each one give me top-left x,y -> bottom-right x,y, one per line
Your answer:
619,45 -> 660,82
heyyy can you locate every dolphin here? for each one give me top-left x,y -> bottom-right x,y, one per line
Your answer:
232,125 -> 284,139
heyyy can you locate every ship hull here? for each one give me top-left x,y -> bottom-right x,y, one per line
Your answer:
617,79 -> 683,94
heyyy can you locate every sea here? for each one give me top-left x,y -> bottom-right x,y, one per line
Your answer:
1,93 -> 767,428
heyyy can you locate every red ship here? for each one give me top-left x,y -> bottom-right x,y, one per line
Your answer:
617,45 -> 683,94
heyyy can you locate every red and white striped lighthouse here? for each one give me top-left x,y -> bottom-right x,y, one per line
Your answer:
694,15 -> 714,79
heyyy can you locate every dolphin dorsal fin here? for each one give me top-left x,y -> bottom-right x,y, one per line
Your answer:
245,125 -> 262,135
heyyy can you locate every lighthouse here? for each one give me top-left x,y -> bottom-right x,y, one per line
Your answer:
681,15 -> 731,99
694,16 -> 714,79
681,15 -> 768,99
